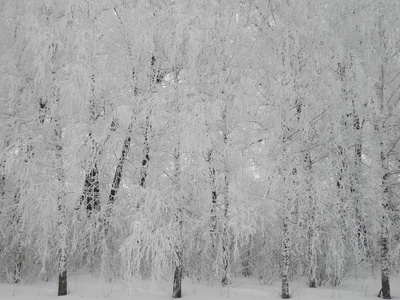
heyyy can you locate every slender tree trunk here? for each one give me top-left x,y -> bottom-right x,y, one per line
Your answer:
172,249 -> 183,298
220,108 -> 230,287
172,97 -> 183,298
302,152 -> 317,288
380,203 -> 391,299
351,103 -> 369,258
281,215 -> 290,299
173,202 -> 183,298
380,172 -> 391,299
0,162 -> 5,196
39,98 -> 47,124
377,56 -> 391,299
331,145 -> 346,286
81,72 -> 101,216
206,149 -> 217,235
54,116 -> 68,296
221,179 -> 230,286
242,234 -> 252,277
100,124 -> 132,279
106,123 -> 132,218
13,189 -> 23,284
136,117 -> 151,210
140,116 -> 151,188
307,216 -> 317,288
80,158 -> 100,270
221,217 -> 229,286
307,194 -> 317,288
14,238 -> 23,284
173,208 -> 183,298
13,142 -> 35,283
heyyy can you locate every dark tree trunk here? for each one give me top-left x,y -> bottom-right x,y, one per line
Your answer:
353,136 -> 368,255
380,228 -> 391,299
0,160 -> 5,195
172,144 -> 183,298
100,126 -> 131,279
81,162 -> 100,215
380,174 -> 391,299
173,212 -> 183,300
376,58 -> 391,299
137,116 -> 151,210
220,109 -> 230,287
380,221 -> 391,299
172,260 -> 182,298
221,193 -> 230,286
139,133 -> 150,188
307,220 -> 317,288
206,150 -> 217,234
221,225 -> 229,286
39,98 -> 47,124
79,70 -> 102,216
303,152 -> 317,288
139,115 -> 151,188
12,188 -> 23,284
13,233 -> 23,284
13,244 -> 22,284
242,234 -> 252,277
352,105 -> 369,257
0,175 -> 4,196
106,124 -> 132,218
336,145 -> 347,236
58,270 -> 67,296
55,118 -> 68,296
281,216 -> 290,299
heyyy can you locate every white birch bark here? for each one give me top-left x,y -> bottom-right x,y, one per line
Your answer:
221,106 -> 230,287
305,154 -> 317,288
172,145 -> 183,298
378,58 -> 391,299
54,113 -> 68,296
13,189 -> 23,284
281,215 -> 290,299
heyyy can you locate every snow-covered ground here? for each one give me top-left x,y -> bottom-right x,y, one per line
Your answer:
0,273 -> 398,300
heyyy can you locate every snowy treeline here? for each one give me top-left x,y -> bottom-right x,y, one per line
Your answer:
0,1 -> 399,299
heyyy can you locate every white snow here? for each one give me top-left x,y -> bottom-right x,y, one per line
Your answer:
0,274 -> 398,300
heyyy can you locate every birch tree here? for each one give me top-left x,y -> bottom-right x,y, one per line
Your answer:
324,1 -> 400,296
373,11 -> 400,298
23,1 -> 94,294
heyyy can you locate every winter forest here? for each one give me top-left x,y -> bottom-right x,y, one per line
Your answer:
0,0 -> 400,299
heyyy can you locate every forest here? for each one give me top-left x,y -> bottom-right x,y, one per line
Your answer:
0,0 -> 399,299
